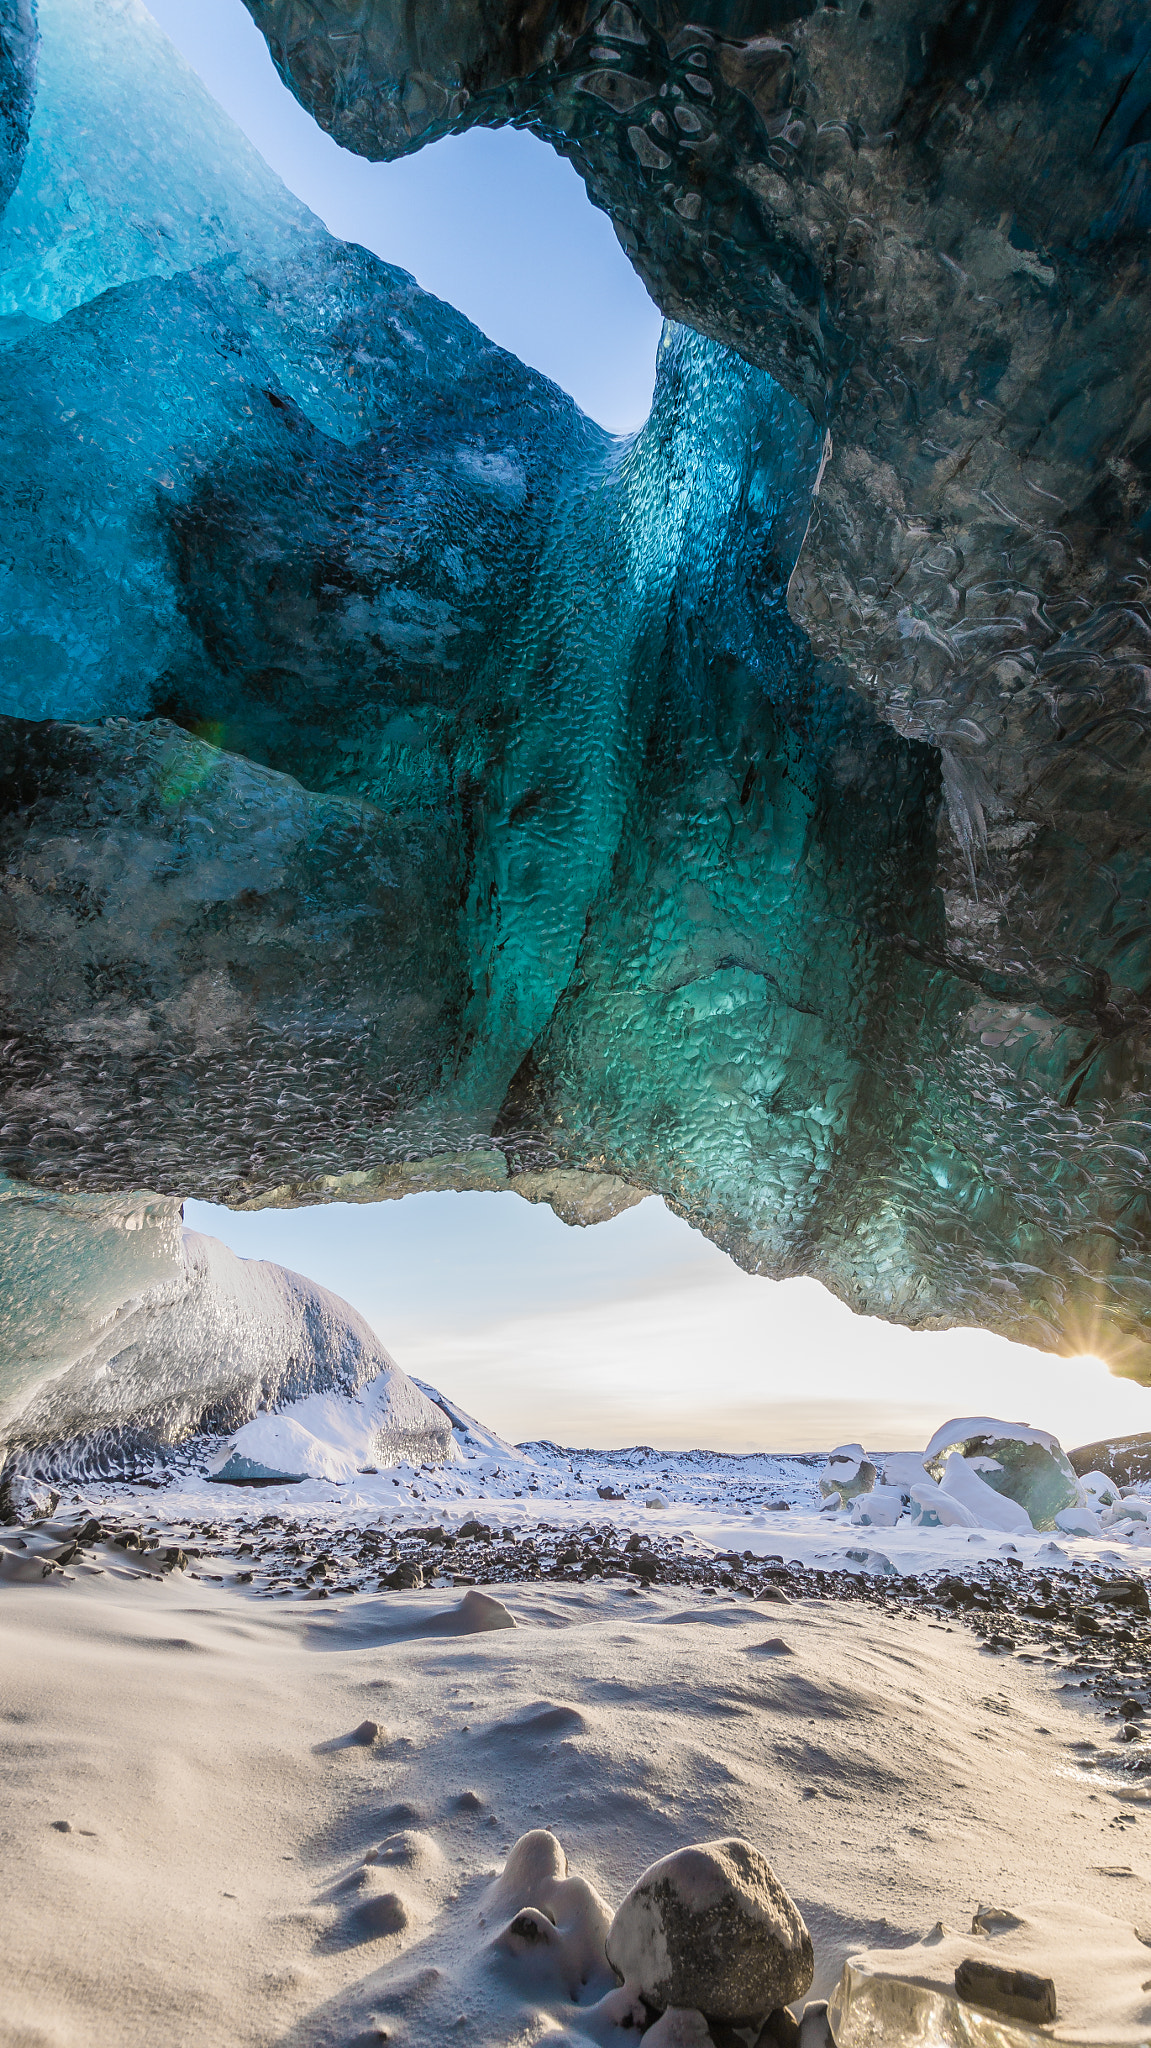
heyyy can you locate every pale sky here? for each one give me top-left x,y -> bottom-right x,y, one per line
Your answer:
145,0 -> 1148,1459
185,1195 -> 1151,1458
141,0 -> 661,432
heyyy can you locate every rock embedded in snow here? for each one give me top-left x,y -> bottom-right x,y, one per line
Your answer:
819,1448 -> 877,1503
605,1838 -> 813,2023
954,1956 -> 1057,2025
351,1890 -> 408,1940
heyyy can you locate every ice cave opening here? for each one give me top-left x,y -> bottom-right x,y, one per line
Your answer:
6,9 -> 1151,2043
4,0 -> 1151,1499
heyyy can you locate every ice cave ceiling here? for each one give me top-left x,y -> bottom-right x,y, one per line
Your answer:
2,0 -> 1151,1378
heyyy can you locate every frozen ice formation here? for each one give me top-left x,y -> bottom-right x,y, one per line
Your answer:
0,1177 -> 450,1480
820,1416 -> 1105,1536
0,3 -> 35,223
923,1418 -> 1079,1530
2,0 -> 1151,1408
209,1368 -> 451,1486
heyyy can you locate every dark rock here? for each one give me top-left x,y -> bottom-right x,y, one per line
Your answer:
755,2007 -> 801,2048
1070,1436 -> 1151,1490
954,1957 -> 1057,2026
382,1562 -> 424,1591
606,1839 -> 813,2022
1094,1578 -> 1151,1616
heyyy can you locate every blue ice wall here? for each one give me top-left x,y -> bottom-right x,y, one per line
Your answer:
9,0 -> 1144,1387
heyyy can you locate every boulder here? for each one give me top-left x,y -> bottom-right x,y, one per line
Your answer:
605,1839 -> 813,2023
0,1472 -> 60,1524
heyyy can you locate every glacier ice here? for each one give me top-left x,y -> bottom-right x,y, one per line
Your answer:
2,0 -> 1151,1459
208,1368 -> 453,1486
924,1415 -> 1079,1529
0,1180 -> 451,1480
0,2 -> 36,225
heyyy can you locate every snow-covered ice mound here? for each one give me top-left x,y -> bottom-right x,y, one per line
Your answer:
2,1225 -> 451,1485
210,1367 -> 452,1485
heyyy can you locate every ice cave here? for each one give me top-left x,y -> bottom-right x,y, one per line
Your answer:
5,7 -> 1151,2046
3,0 -> 1151,1476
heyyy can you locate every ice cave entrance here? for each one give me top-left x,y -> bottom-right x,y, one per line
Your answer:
185,1192 -> 1151,1462
142,0 -> 663,434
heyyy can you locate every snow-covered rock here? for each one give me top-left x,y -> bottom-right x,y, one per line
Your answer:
819,1445 -> 877,1502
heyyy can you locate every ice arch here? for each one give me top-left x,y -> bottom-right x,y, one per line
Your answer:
2,0 -> 1151,1482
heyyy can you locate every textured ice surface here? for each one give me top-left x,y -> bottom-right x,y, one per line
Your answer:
4,0 -> 1151,1416
0,2 -> 36,225
0,1196 -> 451,1478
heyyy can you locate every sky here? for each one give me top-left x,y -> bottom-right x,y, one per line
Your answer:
141,0 -> 662,432
185,1194 -> 1151,1458
145,0 -> 1150,1458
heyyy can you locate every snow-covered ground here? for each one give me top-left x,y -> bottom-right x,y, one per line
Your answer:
44,1378 -> 1151,1585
